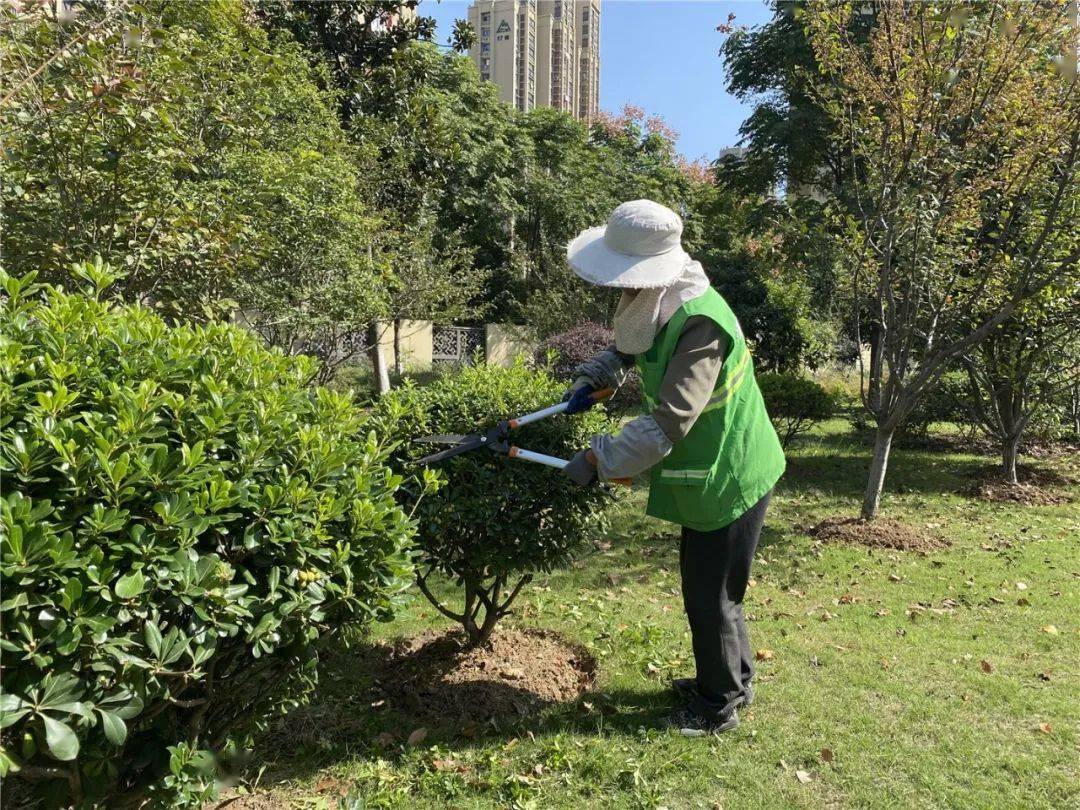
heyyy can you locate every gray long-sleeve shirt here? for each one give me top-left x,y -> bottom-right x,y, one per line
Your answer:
573,317 -> 728,480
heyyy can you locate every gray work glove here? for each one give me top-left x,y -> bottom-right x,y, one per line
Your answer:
562,449 -> 597,486
572,350 -> 630,392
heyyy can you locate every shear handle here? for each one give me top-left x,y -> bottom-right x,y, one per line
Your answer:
507,446 -> 632,486
508,387 -> 615,429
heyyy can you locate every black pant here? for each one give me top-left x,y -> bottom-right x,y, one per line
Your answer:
679,490 -> 771,718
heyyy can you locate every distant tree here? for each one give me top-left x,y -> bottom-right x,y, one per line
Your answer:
962,287 -> 1080,484
692,185 -> 840,371
256,0 -> 435,121
718,0 -> 869,196
450,18 -> 476,53
806,0 -> 1080,519
350,43 -> 523,321
2,0 -> 389,342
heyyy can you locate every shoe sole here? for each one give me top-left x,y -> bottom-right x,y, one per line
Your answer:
679,713 -> 740,737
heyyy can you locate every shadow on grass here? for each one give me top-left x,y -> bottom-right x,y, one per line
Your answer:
247,627 -> 693,790
779,439 -> 991,499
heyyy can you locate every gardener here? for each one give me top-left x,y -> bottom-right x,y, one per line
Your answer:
560,199 -> 786,736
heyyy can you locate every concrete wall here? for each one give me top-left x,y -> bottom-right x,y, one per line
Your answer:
376,319 -> 434,372
371,321 -> 535,371
485,323 -> 535,368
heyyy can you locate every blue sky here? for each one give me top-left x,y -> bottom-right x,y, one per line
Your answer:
420,0 -> 774,161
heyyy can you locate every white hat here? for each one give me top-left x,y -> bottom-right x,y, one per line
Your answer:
567,199 -> 690,289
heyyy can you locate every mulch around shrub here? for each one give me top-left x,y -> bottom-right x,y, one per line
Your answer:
811,517 -> 949,552
960,464 -> 1074,506
357,627 -> 596,728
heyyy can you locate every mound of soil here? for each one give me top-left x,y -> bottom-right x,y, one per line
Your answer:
961,464 -> 1073,505
358,628 -> 596,727
811,516 -> 948,552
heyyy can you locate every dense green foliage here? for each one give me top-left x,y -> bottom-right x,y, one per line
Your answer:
1,0 -> 395,376
692,192 -> 840,371
757,371 -> 836,447
0,268 -> 414,806
718,1 -> 838,196
373,362 -> 619,645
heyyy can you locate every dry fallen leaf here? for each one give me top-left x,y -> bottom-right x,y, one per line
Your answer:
980,660 -> 994,674
795,769 -> 813,784
1037,722 -> 1052,734
407,727 -> 428,746
820,748 -> 834,763
375,731 -> 396,748
755,649 -> 775,661
1017,597 -> 1031,606
1041,625 -> 1059,635
459,723 -> 477,739
1015,582 -> 1028,591
888,573 -> 902,582
433,758 -> 465,773
315,777 -> 345,795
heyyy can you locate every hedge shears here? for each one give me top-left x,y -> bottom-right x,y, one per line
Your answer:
413,387 -> 630,484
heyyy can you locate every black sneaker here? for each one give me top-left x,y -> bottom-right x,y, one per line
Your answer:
668,706 -> 740,737
671,678 -> 755,707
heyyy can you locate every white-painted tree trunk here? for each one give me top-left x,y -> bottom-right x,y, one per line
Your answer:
861,426 -> 894,520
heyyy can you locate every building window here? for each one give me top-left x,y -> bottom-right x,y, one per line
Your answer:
481,42 -> 490,52
482,12 -> 490,22
481,26 -> 489,38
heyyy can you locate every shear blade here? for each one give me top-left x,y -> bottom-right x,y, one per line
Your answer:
415,434 -> 470,445
413,437 -> 484,465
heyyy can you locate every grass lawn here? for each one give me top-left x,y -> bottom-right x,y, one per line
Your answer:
228,421 -> 1079,809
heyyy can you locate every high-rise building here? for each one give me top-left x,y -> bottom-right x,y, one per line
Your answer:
575,0 -> 600,122
468,0 -> 599,121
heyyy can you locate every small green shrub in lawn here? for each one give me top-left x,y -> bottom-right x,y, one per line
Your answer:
0,267 -> 414,807
374,361 -> 619,646
757,371 -> 837,447
896,370 -> 976,439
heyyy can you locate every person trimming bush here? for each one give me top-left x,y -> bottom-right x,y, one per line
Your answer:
561,200 -> 786,736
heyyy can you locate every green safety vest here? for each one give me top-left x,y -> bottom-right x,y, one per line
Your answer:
635,287 -> 786,531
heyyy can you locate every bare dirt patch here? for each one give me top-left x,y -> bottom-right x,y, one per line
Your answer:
961,464 -> 1074,506
811,517 -> 948,552
356,627 -> 596,728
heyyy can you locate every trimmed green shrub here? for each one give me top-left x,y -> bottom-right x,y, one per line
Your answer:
757,372 -> 837,447
374,361 -> 619,646
0,268 -> 414,807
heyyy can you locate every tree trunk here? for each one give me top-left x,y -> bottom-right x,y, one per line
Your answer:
368,323 -> 391,395
1002,435 -> 1020,485
861,426 -> 894,520
393,319 -> 403,377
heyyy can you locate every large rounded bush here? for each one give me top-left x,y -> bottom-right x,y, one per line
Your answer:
0,269 -> 414,806
374,361 -> 619,646
536,322 -> 641,411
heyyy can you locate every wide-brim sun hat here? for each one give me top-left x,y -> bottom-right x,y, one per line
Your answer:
567,199 -> 690,289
